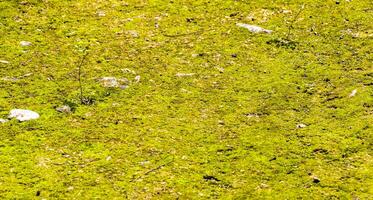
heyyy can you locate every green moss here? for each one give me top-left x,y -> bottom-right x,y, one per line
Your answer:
0,0 -> 372,198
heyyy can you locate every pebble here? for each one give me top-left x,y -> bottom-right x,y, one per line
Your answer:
176,73 -> 195,77
20,41 -> 32,47
98,77 -> 129,89
312,176 -> 320,183
96,10 -> 106,17
296,123 -> 307,128
56,105 -> 72,113
134,75 -> 141,83
0,60 -> 10,64
99,77 -> 119,87
0,118 -> 9,123
236,23 -> 273,34
281,10 -> 292,14
349,89 -> 357,98
126,30 -> 139,38
246,113 -> 260,118
121,68 -> 136,74
1,77 -> 19,82
8,109 -> 40,121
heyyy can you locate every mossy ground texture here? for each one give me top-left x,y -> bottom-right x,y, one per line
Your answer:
0,0 -> 372,199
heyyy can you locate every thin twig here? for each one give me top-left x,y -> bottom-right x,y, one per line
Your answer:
286,4 -> 305,40
77,48 -> 89,104
130,157 -> 174,182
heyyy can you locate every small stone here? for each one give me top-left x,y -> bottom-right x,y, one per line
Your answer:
236,23 -> 273,34
134,75 -> 141,83
281,9 -> 292,14
96,10 -> 106,17
257,183 -> 269,189
176,73 -> 195,77
215,66 -> 225,73
312,176 -> 320,183
121,68 -> 136,74
19,73 -> 33,78
118,78 -> 129,89
126,30 -> 139,38
349,89 -> 357,98
246,113 -> 259,118
1,77 -> 19,82
139,160 -> 150,166
98,77 -> 129,89
0,60 -> 10,64
0,118 -> 9,123
106,156 -> 112,161
99,77 -> 119,87
296,123 -> 307,128
56,105 -> 72,113
9,109 -> 39,121
20,41 -> 32,47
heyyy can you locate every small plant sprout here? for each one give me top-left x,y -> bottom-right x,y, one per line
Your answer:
76,46 -> 93,105
286,4 -> 305,40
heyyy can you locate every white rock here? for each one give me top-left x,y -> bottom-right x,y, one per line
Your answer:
98,77 -> 129,89
1,77 -> 19,82
126,30 -> 139,38
19,73 -> 33,78
9,109 -> 40,121
20,41 -> 32,47
99,77 -> 118,87
176,73 -> 195,77
349,89 -> 357,98
281,10 -> 292,14
96,10 -> 106,17
236,23 -> 273,34
246,113 -> 259,118
296,123 -> 307,128
134,75 -> 141,83
0,60 -> 10,64
0,118 -> 9,123
121,68 -> 136,74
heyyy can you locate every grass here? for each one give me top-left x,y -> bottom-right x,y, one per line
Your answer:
0,0 -> 372,199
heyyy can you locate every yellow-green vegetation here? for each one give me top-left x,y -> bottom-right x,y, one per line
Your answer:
0,0 -> 372,199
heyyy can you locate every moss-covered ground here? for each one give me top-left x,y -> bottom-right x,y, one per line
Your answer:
0,0 -> 372,199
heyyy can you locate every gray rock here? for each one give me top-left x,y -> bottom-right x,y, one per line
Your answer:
98,77 -> 129,89
9,109 -> 39,121
56,105 -> 72,113
20,41 -> 32,47
99,77 -> 118,87
0,118 -> 8,123
236,23 -> 273,34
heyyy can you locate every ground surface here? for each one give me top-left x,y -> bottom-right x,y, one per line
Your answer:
0,0 -> 372,199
